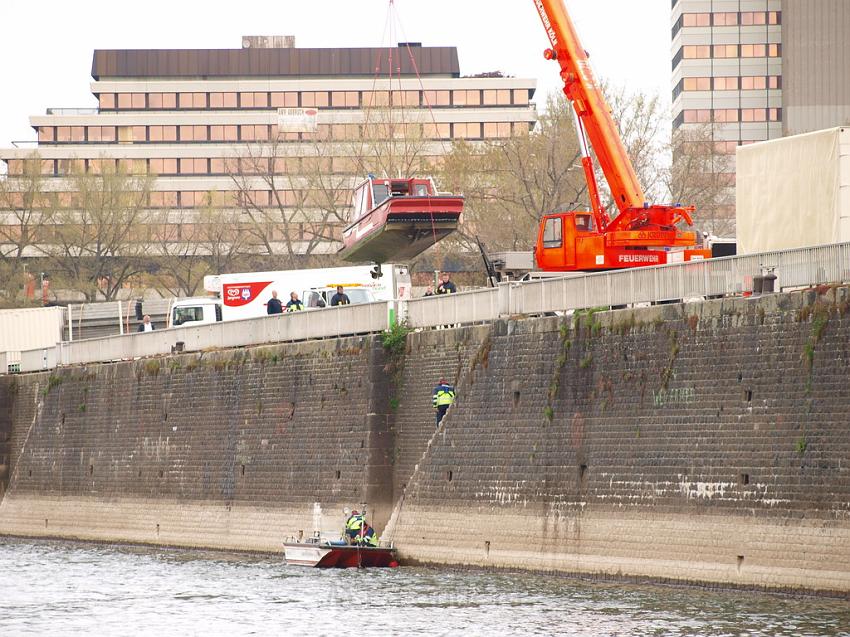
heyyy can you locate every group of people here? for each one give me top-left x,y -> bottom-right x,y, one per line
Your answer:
344,510 -> 380,547
267,286 -> 351,315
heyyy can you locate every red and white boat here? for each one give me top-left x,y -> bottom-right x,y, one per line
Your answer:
283,538 -> 398,568
339,176 -> 464,264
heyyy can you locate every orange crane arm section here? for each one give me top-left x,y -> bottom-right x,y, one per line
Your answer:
533,0 -> 645,214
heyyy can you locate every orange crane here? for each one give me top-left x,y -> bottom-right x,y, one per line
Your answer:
532,0 -> 709,270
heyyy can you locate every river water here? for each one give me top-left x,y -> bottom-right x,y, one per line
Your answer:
1,539 -> 848,636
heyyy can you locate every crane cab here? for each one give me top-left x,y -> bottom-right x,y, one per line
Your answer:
535,211 -> 606,271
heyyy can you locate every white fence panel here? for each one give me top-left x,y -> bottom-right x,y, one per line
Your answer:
57,302 -> 389,368
406,289 -> 499,328
20,348 -> 59,373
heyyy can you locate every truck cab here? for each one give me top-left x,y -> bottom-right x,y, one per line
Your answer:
536,212 -> 606,270
168,297 -> 223,328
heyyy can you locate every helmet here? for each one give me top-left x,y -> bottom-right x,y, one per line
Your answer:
351,510 -> 359,515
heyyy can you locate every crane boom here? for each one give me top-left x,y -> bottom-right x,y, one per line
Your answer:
533,0 -> 644,216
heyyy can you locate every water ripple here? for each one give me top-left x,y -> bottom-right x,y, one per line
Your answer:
0,538 -> 848,636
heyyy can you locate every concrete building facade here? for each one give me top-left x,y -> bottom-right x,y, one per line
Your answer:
672,0 -> 850,234
671,0 -> 783,233
781,0 -> 850,136
0,38 -> 537,259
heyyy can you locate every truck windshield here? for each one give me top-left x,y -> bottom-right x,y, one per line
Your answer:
173,306 -> 204,326
347,289 -> 374,304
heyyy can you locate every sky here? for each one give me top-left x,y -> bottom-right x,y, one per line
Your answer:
0,0 -> 672,147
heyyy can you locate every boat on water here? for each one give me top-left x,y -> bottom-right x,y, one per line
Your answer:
283,536 -> 398,568
339,176 -> 464,264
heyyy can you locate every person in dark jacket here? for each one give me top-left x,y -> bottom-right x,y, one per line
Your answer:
330,285 -> 350,306
432,377 -> 456,426
436,272 -> 457,295
267,290 -> 283,315
137,315 -> 155,332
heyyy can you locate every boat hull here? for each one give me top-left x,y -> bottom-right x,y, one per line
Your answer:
283,542 -> 398,568
340,195 -> 464,263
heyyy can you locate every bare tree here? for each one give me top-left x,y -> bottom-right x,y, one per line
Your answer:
351,107 -> 436,179
46,164 -> 153,301
0,152 -> 55,304
438,94 -> 587,252
666,124 -> 736,237
149,201 -> 248,297
229,139 -> 350,268
605,86 -> 667,207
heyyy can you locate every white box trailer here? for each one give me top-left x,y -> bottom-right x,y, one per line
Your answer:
169,264 -> 410,327
0,306 -> 64,352
736,127 -> 850,254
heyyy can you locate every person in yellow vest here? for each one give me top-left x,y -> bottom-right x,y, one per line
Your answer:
345,510 -> 379,546
345,510 -> 366,542
286,291 -> 304,312
432,377 -> 456,426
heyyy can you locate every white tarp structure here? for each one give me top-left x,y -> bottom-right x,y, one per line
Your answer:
0,306 -> 65,354
736,127 -> 850,254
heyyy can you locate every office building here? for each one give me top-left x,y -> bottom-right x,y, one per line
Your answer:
0,37 -> 537,260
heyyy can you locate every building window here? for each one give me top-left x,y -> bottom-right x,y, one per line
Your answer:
483,89 -> 512,106
179,125 -> 208,141
301,92 -> 330,108
715,77 -> 739,91
713,12 -> 738,26
683,109 -> 712,124
424,122 -> 451,139
423,90 -> 451,107
713,109 -> 739,123
147,93 -> 177,109
271,92 -> 299,108
208,92 -> 237,108
683,77 -> 712,91
38,127 -> 55,142
683,45 -> 711,59
452,123 -> 482,139
453,90 -> 482,107
713,44 -> 738,59
99,94 -> 116,110
483,122 -> 513,138
239,125 -> 270,141
682,13 -> 710,27
741,44 -> 781,58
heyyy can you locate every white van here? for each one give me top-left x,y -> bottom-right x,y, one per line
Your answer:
168,264 -> 410,328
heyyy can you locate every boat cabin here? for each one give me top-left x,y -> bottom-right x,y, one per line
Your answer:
350,177 -> 436,222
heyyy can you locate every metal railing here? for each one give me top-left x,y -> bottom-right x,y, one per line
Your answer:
405,242 -> 850,328
3,241 -> 850,374
59,301 -> 390,368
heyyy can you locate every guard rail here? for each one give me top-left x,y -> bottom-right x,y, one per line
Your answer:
3,241 -> 850,374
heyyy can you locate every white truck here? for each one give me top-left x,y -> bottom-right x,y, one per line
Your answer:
168,264 -> 411,327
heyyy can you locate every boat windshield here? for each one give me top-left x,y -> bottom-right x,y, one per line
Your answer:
373,183 -> 390,206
